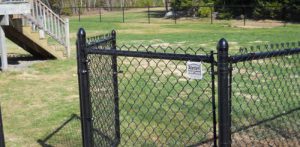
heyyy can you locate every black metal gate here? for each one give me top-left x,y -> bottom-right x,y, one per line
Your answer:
76,28 -> 219,147
77,28 -> 300,147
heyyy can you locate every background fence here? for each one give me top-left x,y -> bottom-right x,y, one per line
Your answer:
65,5 -> 299,25
77,28 -> 300,147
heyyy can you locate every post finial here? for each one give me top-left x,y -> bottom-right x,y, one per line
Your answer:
111,30 -> 116,37
77,28 -> 86,38
217,38 -> 229,52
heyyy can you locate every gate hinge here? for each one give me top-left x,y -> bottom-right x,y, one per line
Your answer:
81,59 -> 90,63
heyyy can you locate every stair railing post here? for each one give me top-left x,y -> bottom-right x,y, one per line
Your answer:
65,18 -> 70,58
43,5 -> 47,31
0,26 -> 8,71
217,38 -> 231,147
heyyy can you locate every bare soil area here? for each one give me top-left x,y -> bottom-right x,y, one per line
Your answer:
232,19 -> 287,28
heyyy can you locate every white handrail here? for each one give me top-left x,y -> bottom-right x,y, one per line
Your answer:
22,0 -> 70,58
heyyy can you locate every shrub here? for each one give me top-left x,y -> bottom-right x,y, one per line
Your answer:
217,11 -> 232,19
61,7 -> 72,16
198,6 -> 213,18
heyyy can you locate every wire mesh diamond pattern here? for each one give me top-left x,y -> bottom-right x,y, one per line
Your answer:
78,29 -> 300,147
117,56 -> 214,146
87,54 -> 118,146
86,44 -> 216,146
231,43 -> 300,146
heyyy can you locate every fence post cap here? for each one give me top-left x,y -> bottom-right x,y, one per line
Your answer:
111,30 -> 116,36
77,28 -> 86,37
217,38 -> 229,52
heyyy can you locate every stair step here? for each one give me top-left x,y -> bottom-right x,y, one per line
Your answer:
3,26 -> 65,59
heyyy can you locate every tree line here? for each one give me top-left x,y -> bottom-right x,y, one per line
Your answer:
172,0 -> 300,21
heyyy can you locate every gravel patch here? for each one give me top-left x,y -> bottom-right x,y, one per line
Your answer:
1,54 -> 46,71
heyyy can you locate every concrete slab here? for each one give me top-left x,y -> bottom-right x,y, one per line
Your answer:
0,14 -> 9,25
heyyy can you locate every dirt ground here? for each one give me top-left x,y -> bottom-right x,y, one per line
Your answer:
232,19 -> 287,28
3,54 -> 45,71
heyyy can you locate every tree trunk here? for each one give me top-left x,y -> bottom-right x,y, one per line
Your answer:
105,0 -> 112,11
93,0 -> 96,7
86,0 -> 90,11
164,0 -> 169,12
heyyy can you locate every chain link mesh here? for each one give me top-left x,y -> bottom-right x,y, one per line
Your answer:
80,30 -> 300,146
118,46 -> 214,146
86,42 -> 216,146
87,54 -> 119,146
86,33 -> 113,49
231,42 -> 300,146
117,45 -> 210,55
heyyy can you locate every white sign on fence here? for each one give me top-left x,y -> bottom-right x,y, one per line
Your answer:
186,61 -> 203,80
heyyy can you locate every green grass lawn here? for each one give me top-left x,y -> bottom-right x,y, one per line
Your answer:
1,10 -> 300,146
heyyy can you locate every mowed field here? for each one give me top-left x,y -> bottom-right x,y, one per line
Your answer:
1,8 -> 300,146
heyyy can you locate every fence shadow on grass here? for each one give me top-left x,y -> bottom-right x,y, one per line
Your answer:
37,114 -> 82,147
7,54 -> 45,65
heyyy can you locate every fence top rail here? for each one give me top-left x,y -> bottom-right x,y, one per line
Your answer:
230,47 -> 300,63
86,37 -> 113,48
87,48 -> 213,62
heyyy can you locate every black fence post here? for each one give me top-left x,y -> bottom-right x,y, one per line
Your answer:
99,6 -> 102,22
217,38 -> 231,147
174,7 -> 177,24
243,6 -> 246,26
148,5 -> 150,24
0,105 -> 5,147
77,28 -> 92,147
111,30 -> 121,145
282,5 -> 287,27
79,7 -> 81,22
122,6 -> 125,23
210,6 -> 213,24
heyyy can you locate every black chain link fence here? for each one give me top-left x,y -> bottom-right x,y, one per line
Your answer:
66,5 -> 299,25
77,29 -> 300,147
230,42 -> 300,146
116,46 -> 215,146
78,29 -> 217,146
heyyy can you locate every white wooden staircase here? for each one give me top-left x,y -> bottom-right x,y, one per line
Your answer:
1,0 -> 70,60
